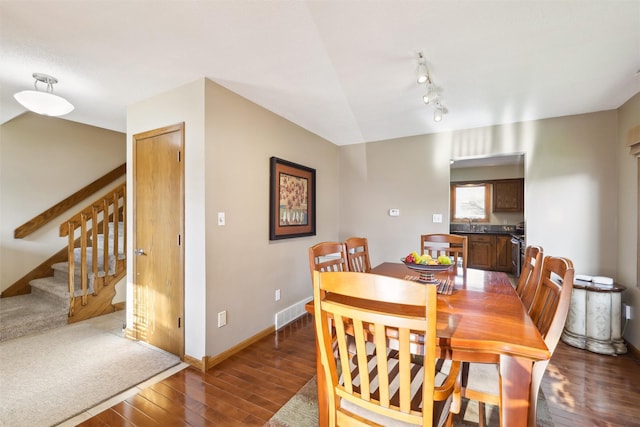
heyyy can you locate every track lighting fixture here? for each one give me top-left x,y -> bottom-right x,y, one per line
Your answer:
13,73 -> 74,116
415,51 -> 448,122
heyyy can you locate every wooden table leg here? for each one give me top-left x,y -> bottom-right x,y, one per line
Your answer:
499,355 -> 533,427
315,324 -> 328,426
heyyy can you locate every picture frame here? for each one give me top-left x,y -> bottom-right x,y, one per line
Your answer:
269,157 -> 316,240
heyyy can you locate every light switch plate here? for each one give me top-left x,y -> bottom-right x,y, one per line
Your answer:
389,209 -> 400,217
217,310 -> 227,327
218,212 -> 225,226
432,214 -> 443,223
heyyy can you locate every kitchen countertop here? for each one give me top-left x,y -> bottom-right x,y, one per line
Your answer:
450,225 -> 524,238
452,230 -> 522,237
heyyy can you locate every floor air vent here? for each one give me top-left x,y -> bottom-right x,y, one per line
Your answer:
275,297 -> 312,330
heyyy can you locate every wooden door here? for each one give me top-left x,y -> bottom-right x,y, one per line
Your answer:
132,123 -> 184,356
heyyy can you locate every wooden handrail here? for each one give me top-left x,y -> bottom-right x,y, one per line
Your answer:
14,163 -> 126,239
60,184 -> 126,315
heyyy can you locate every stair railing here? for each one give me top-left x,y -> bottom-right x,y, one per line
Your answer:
59,184 -> 126,316
14,164 -> 126,239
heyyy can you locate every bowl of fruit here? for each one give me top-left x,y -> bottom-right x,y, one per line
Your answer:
402,251 -> 454,271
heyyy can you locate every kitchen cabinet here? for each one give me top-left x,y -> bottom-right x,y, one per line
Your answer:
468,234 -> 494,270
460,233 -> 513,272
493,179 -> 524,212
495,235 -> 512,272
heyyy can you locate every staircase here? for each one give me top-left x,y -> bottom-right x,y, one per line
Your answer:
0,184 -> 126,342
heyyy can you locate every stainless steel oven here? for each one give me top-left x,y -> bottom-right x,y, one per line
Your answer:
511,235 -> 522,277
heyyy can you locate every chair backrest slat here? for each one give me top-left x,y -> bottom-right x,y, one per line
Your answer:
345,236 -> 372,273
516,245 -> 544,312
421,233 -> 468,269
308,241 -> 349,283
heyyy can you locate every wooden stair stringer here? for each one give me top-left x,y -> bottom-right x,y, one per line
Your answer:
67,266 -> 126,324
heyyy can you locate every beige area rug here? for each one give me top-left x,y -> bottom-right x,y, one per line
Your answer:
266,376 -> 553,427
0,311 -> 180,427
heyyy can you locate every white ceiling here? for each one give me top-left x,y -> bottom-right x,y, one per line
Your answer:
1,1 -> 639,146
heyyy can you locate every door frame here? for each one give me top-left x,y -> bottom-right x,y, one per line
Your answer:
131,122 -> 185,357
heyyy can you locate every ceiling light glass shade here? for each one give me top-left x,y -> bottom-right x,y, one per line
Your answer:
14,90 -> 74,116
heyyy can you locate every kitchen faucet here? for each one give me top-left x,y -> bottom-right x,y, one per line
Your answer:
466,218 -> 478,231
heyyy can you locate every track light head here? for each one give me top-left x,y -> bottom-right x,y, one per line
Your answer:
433,101 -> 448,122
416,52 -> 429,84
423,84 -> 438,104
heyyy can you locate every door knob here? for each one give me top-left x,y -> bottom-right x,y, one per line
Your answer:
134,248 -> 145,255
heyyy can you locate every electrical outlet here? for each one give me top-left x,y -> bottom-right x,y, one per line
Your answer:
275,289 -> 281,301
217,310 -> 227,327
623,304 -> 633,320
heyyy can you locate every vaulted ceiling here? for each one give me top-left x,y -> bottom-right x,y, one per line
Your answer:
1,1 -> 639,146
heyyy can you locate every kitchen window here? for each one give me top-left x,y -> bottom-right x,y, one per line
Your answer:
450,182 -> 490,222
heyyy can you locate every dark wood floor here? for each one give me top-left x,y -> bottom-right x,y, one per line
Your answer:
77,313 -> 640,426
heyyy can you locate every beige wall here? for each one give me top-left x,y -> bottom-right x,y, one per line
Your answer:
127,78 -> 339,360
0,113 -> 126,295
340,111 -> 619,280
617,92 -> 640,348
203,80 -> 339,357
127,78 -> 208,359
339,133 -> 452,266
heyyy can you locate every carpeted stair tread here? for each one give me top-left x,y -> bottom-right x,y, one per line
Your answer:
0,294 -> 68,342
29,277 -> 70,307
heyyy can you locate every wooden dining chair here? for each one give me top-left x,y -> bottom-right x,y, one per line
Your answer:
462,256 -> 574,427
308,241 -> 349,285
421,234 -> 468,269
313,270 -> 461,427
515,245 -> 544,312
344,236 -> 372,273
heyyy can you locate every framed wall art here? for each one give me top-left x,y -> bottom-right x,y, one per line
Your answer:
269,157 -> 316,240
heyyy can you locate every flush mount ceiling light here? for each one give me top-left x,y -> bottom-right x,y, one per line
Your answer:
415,51 -> 447,122
14,73 -> 74,116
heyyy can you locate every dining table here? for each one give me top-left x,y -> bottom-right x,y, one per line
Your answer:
306,262 -> 550,427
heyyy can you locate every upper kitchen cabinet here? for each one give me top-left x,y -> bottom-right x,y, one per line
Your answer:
492,179 -> 524,212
